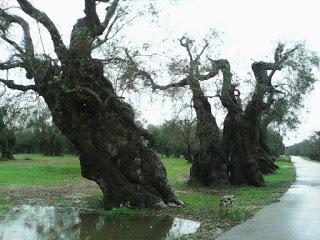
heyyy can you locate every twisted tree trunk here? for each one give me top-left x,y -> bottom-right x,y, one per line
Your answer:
0,0 -> 181,209
219,60 -> 265,186
0,130 -> 15,160
189,78 -> 229,185
257,125 -> 278,174
37,57 -> 180,209
222,109 -> 264,186
1,138 -> 15,160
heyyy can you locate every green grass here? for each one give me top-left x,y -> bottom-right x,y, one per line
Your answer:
162,158 -> 295,214
0,154 -> 295,239
0,154 -> 81,186
0,154 -> 295,222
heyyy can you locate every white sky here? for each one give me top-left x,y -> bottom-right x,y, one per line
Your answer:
3,0 -> 320,146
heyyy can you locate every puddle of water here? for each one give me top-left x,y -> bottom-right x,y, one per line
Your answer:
0,205 -> 200,240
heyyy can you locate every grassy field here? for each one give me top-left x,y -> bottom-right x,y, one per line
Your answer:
0,154 -> 295,239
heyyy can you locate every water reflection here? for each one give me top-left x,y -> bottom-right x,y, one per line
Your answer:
0,205 -> 200,240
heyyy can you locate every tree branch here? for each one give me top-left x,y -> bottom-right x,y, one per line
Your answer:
17,0 -> 67,60
195,41 -> 209,62
0,78 -> 36,91
0,59 -> 22,70
0,9 -> 34,56
179,37 -> 193,63
102,0 -> 120,29
85,0 -> 102,29
248,44 -> 300,117
0,33 -> 24,54
216,59 -> 243,112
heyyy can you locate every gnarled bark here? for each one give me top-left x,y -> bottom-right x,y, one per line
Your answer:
0,0 -> 181,209
223,112 -> 264,185
257,125 -> 279,174
188,78 -> 228,185
218,44 -> 296,185
219,60 -> 266,186
43,58 -> 180,208
0,134 -> 15,160
142,38 -> 229,186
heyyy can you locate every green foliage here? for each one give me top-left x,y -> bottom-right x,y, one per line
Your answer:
15,106 -> 76,156
266,128 -> 285,156
287,131 -> 320,161
263,44 -> 320,132
148,119 -> 199,159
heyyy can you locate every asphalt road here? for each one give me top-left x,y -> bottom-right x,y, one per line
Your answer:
216,156 -> 320,240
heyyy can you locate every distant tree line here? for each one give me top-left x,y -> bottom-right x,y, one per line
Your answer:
0,96 -> 76,159
287,131 -> 320,161
148,119 -> 199,162
149,119 -> 285,162
14,107 -> 77,156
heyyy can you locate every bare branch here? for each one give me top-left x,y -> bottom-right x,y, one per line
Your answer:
195,41 -> 209,62
148,75 -> 189,91
0,59 -> 22,70
102,0 -> 120,28
94,13 -> 139,48
179,37 -> 193,63
0,33 -> 24,53
245,45 -> 300,117
0,78 -> 36,91
17,0 -> 67,60
215,59 -> 243,112
85,1 -> 99,20
0,9 -> 34,56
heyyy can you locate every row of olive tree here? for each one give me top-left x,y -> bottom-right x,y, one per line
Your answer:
14,106 -> 76,156
147,118 -> 199,162
149,119 -> 285,162
0,0 -> 317,208
123,36 -> 318,186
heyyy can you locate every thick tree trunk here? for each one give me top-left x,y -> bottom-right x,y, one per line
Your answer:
189,79 -> 229,185
219,59 -> 284,186
1,140 -> 15,160
37,57 -> 180,209
257,126 -> 279,174
184,143 -> 193,163
223,113 -> 264,186
0,0 -> 204,208
1,132 -> 15,160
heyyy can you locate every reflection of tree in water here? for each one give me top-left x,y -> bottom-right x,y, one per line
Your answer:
0,206 -> 199,240
79,214 -> 173,240
0,206 -> 179,240
0,205 -> 81,240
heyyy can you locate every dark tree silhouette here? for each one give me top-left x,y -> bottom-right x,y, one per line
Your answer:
218,45 -> 300,185
0,0 -> 181,209
135,36 -> 229,186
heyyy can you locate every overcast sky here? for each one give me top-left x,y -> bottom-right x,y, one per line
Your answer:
4,0 -> 320,146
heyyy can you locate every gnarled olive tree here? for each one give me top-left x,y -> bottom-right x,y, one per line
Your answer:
259,46 -> 319,160
0,0 -> 181,209
128,36 -> 229,186
216,44 -> 302,185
